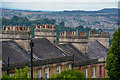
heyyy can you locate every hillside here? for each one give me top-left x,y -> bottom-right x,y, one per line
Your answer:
1,8 -> 118,37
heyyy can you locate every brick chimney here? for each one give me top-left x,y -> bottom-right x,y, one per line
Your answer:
52,25 -> 55,29
3,26 -> 5,30
28,26 -> 30,32
81,32 -> 83,36
80,32 -> 82,36
40,26 -> 42,29
72,31 -> 74,36
74,31 -> 76,36
49,24 -> 52,29
76,30 -> 78,36
70,32 -> 72,35
64,31 -> 66,36
15,26 -> 18,31
10,25 -> 12,30
36,25 -> 38,29
67,32 -> 69,35
13,26 -> 15,31
22,26 -> 25,30
45,25 -> 47,29
6,26 -> 9,31
25,27 -> 27,31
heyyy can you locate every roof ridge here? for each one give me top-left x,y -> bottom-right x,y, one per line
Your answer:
95,40 -> 108,50
68,43 -> 90,59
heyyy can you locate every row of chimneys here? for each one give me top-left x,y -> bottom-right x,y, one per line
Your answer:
35,24 -> 55,29
89,30 -> 108,36
60,30 -> 86,36
2,25 -> 30,31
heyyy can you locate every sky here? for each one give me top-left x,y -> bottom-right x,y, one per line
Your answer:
1,0 -> 119,11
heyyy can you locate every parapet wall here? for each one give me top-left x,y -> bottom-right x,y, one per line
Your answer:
34,24 -> 57,43
88,30 -> 109,48
59,30 -> 88,44
1,25 -> 31,40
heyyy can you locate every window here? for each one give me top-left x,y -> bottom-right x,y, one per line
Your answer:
99,65 -> 102,77
37,69 -> 41,78
56,65 -> 61,73
45,67 -> 49,79
84,68 -> 88,78
67,64 -> 71,69
92,67 -> 96,78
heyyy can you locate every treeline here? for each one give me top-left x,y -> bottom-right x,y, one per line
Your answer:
1,15 -> 99,37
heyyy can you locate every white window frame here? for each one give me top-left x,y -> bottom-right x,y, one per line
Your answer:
57,65 -> 61,73
84,68 -> 88,78
37,69 -> 41,78
92,67 -> 96,78
45,67 -> 49,79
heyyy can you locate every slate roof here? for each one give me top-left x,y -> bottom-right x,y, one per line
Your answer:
57,43 -> 90,63
32,38 -> 66,60
2,41 -> 31,65
87,40 -> 108,59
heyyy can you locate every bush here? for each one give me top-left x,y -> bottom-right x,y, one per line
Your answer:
51,68 -> 85,80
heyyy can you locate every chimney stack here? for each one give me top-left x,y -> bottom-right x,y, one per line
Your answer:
28,26 -> 30,32
67,32 -> 69,35
10,25 -> 12,30
15,26 -> 18,31
64,31 -> 66,36
81,32 -> 83,36
52,25 -> 55,29
25,27 -> 27,31
22,26 -> 25,30
3,26 -> 5,30
13,26 -> 15,31
6,26 -> 9,31
45,25 -> 47,29
76,30 -> 78,36
36,25 -> 38,29
74,31 -> 76,36
80,32 -> 82,36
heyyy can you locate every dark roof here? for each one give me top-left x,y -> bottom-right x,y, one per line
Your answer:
57,43 -> 90,63
3,56 -> 73,70
32,38 -> 66,60
87,40 -> 108,59
2,41 -> 31,65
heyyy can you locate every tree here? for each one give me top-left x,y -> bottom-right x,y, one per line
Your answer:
2,66 -> 31,79
106,28 -> 120,80
51,69 -> 85,80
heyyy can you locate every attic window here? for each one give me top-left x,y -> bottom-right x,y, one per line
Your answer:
62,53 -> 66,56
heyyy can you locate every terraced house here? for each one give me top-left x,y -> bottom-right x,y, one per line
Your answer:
1,24 -> 109,78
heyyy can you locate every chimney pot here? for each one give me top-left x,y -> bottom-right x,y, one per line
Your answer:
10,25 -> 12,30
28,26 -> 30,31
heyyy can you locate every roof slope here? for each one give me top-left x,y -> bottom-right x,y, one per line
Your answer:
32,38 -> 66,60
2,41 -> 31,64
88,40 -> 108,59
57,43 -> 90,63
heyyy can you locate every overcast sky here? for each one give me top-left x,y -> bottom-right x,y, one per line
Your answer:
1,0 -> 119,11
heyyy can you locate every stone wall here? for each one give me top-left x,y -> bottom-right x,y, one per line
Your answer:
14,40 -> 31,52
88,37 -> 109,48
34,25 -> 57,43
